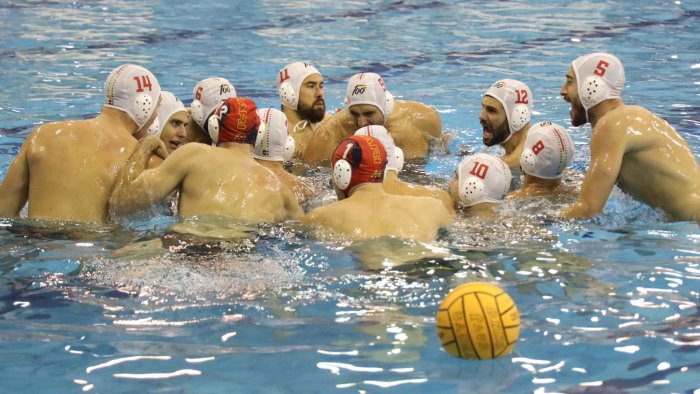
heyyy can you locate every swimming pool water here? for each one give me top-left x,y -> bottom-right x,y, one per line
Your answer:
1,1 -> 699,393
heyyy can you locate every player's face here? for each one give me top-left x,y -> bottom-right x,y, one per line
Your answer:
297,74 -> 326,123
349,104 -> 385,128
560,66 -> 587,127
479,96 -> 510,147
160,111 -> 189,153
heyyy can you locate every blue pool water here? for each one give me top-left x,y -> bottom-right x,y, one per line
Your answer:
1,1 -> 699,393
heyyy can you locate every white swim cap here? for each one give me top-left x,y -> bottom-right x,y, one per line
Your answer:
253,107 -> 295,162
353,125 -> 403,173
104,64 -> 161,129
345,73 -> 394,124
456,153 -> 511,207
146,117 -> 161,137
191,77 -> 237,129
147,91 -> 186,138
571,53 -> 625,116
484,79 -> 533,142
276,62 -> 321,111
520,121 -> 575,179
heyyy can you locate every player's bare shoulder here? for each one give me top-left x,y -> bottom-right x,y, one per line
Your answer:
25,120 -> 87,158
28,120 -> 73,141
397,100 -> 441,128
315,109 -> 355,137
178,140 -> 215,155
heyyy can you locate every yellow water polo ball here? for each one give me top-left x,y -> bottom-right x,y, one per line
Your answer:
436,282 -> 520,359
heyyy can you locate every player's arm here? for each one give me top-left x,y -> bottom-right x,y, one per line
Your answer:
392,124 -> 430,158
0,139 -> 30,217
303,111 -> 354,165
435,188 -> 456,215
293,177 -> 318,205
398,101 -> 448,152
562,119 -> 625,218
430,197 -> 454,229
301,205 -> 328,227
411,101 -> 443,139
110,136 -> 191,216
283,183 -> 304,220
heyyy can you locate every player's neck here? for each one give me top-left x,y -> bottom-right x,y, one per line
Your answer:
502,124 -> 530,154
589,99 -> 623,128
219,142 -> 253,154
98,107 -> 138,135
282,106 -> 303,127
188,123 -> 213,145
348,182 -> 384,197
466,202 -> 498,215
523,175 -> 561,191
383,170 -> 400,183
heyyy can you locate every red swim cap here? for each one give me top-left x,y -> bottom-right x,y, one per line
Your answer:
332,135 -> 387,197
215,97 -> 260,145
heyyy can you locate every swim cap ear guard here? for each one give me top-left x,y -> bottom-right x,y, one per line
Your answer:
520,148 -> 537,175
579,76 -> 607,109
278,82 -> 296,109
510,104 -> 530,132
459,177 -> 486,207
132,93 -> 156,126
393,146 -> 404,172
385,91 -> 395,115
284,136 -> 296,161
206,111 -> 223,143
191,100 -> 205,128
146,116 -> 161,137
333,142 -> 355,190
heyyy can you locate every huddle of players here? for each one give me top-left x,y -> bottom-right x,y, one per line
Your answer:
1,53 -> 699,243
